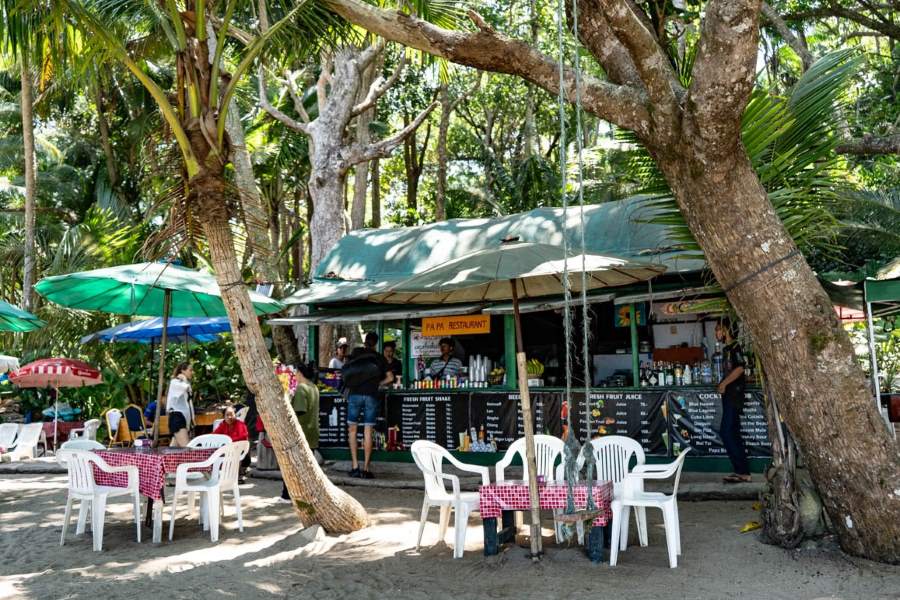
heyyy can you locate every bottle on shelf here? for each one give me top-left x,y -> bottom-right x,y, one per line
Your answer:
712,342 -> 724,383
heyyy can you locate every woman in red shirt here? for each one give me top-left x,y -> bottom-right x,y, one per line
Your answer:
214,406 -> 250,482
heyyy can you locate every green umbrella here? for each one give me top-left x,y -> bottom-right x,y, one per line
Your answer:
35,262 -> 283,443
0,300 -> 46,332
35,262 -> 281,317
371,240 -> 665,558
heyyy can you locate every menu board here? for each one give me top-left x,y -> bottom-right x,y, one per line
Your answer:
470,392 -> 523,447
573,390 -> 667,455
318,393 -> 348,447
385,393 -> 467,450
666,389 -> 771,457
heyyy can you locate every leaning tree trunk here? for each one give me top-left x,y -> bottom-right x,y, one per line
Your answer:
20,57 -> 36,312
195,170 -> 367,532
658,150 -> 900,561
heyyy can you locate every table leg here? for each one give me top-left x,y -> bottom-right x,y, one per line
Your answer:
152,501 -> 163,543
498,510 -> 516,545
483,517 -> 498,556
144,498 -> 154,528
586,525 -> 605,564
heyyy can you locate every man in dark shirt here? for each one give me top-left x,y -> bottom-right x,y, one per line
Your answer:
344,332 -> 393,479
716,320 -> 750,483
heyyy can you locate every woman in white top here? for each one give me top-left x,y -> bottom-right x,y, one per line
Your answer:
166,362 -> 195,447
328,338 -> 349,369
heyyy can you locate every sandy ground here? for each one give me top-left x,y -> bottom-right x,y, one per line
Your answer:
1,474 -> 898,600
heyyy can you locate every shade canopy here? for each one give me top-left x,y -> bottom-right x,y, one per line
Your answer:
35,262 -> 283,317
81,317 -> 230,345
9,358 -> 102,388
369,242 -> 666,304
0,300 -> 46,332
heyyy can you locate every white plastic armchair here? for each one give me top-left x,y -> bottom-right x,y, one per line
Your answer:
59,450 -> 141,551
69,419 -> 101,441
235,406 -> 249,422
610,448 -> 691,568
553,436 -> 648,545
495,434 -> 564,482
169,443 -> 242,543
4,422 -> 46,460
411,440 -> 490,559
0,423 -> 19,450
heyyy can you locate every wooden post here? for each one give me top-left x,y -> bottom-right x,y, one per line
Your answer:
152,290 -> 171,446
511,279 -> 542,560
630,303 -> 640,387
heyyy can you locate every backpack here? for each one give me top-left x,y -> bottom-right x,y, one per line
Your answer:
341,352 -> 382,389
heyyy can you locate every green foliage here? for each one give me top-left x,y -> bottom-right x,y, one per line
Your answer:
848,320 -> 900,393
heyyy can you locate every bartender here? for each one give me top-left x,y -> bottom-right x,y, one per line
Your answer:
383,340 -> 403,379
429,337 -> 463,379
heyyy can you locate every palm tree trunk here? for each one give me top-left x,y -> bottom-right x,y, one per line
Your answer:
195,171 -> 368,533
20,57 -> 36,312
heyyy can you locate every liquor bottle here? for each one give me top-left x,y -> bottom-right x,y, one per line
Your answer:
649,365 -> 658,387
640,364 -> 649,387
674,364 -> 683,386
683,363 -> 693,385
712,342 -> 724,383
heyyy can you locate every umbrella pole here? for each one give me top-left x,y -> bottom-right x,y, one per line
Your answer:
53,387 -> 59,451
511,279 -> 542,561
153,290 -> 171,447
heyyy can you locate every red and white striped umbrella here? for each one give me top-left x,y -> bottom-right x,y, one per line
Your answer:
9,358 -> 102,388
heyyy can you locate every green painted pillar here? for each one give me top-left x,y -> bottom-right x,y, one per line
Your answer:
401,319 -> 411,388
629,303 -> 640,387
308,324 -> 319,366
504,314 -> 517,390
376,321 -> 385,352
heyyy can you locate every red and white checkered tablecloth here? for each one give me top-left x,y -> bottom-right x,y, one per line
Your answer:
479,480 -> 614,526
93,447 -> 215,501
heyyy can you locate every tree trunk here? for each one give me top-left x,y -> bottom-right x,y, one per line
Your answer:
350,57 -> 379,230
224,97 -> 301,365
20,57 -> 36,312
371,158 -> 381,227
195,171 -> 367,532
435,84 -> 451,221
95,83 -> 120,190
657,150 -> 900,561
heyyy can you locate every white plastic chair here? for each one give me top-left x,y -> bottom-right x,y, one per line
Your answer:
3,422 -> 46,460
0,423 -> 20,450
211,418 -> 224,431
411,440 -> 490,559
553,436 -> 647,545
60,439 -> 105,452
58,449 -> 141,551
235,406 -> 249,422
104,409 -> 123,447
169,443 -> 243,542
166,433 -> 233,510
69,419 -> 101,441
609,448 -> 691,568
495,435 -> 565,482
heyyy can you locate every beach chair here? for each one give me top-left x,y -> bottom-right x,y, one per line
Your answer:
59,449 -> 141,551
122,404 -> 150,443
3,422 -> 46,460
69,419 -> 101,441
554,435 -> 648,544
609,449 -> 691,568
0,423 -> 20,451
411,440 -> 490,559
169,443 -> 243,543
103,409 -> 124,447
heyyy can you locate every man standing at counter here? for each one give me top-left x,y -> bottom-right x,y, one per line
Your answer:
716,320 -> 751,483
343,332 -> 393,479
430,337 -> 463,380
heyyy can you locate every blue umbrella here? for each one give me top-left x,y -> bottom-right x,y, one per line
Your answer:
81,317 -> 230,345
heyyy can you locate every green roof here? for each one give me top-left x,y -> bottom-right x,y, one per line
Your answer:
286,197 -> 703,306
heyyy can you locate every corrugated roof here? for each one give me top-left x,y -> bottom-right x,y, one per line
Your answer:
285,197 -> 704,306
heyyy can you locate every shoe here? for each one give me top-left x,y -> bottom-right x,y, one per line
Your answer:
349,467 -> 361,478
361,470 -> 375,480
278,497 -> 292,504
238,477 -> 247,485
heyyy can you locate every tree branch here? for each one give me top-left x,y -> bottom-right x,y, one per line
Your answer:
687,0 -> 762,158
317,53 -> 333,116
574,0 -> 644,89
592,0 -> 682,109
323,0 -> 652,136
352,51 -> 407,117
760,1 -> 814,71
258,64 -> 309,134
284,70 -> 312,123
835,132 -> 900,155
343,101 -> 438,167
784,5 -> 900,41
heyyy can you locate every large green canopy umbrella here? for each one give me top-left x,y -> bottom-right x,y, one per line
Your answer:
371,240 -> 665,558
0,300 -> 46,332
35,262 -> 283,443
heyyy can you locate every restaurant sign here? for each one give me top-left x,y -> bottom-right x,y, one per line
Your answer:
421,314 -> 490,336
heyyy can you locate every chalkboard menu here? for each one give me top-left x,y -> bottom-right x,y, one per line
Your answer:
572,390 -> 667,455
666,389 -> 771,457
387,393 -> 466,450
470,392 -> 523,447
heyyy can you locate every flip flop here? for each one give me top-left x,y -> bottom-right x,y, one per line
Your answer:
723,474 -> 751,483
